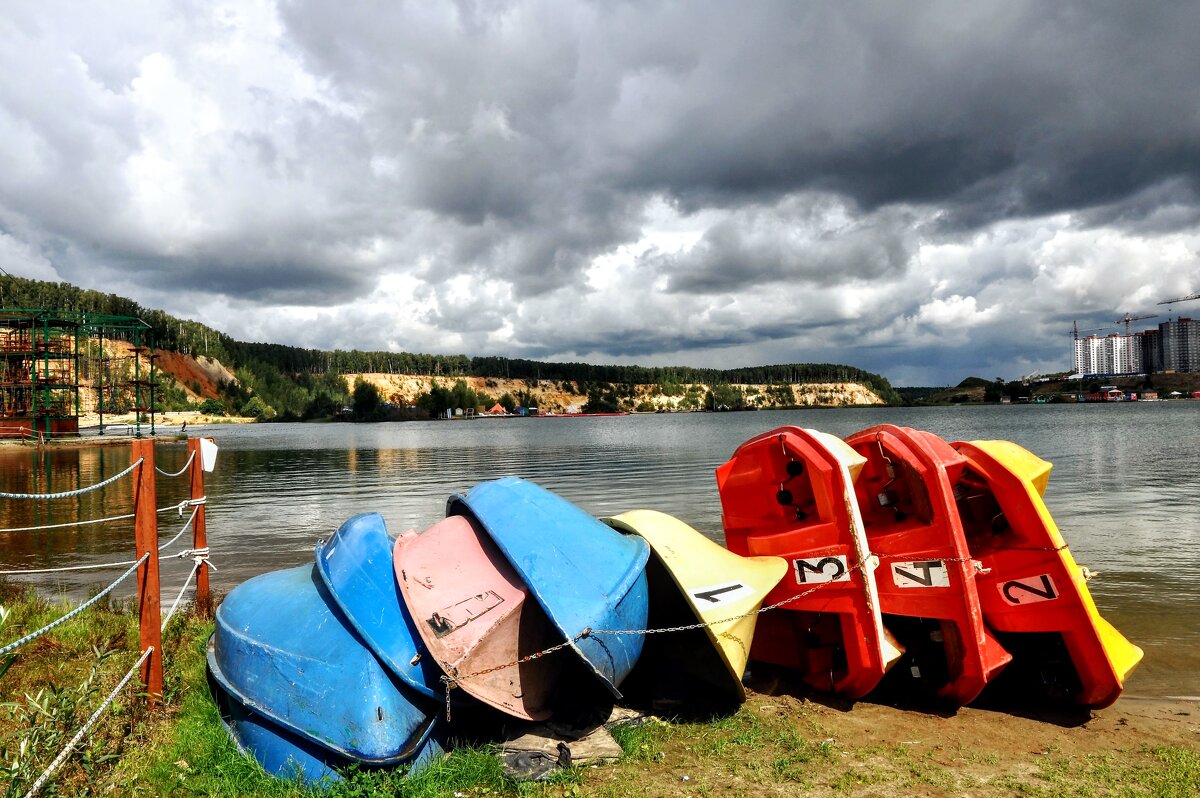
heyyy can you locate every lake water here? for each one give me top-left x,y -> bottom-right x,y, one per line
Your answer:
1,404 -> 1197,698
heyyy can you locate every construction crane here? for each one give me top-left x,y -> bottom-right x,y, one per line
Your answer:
1114,312 -> 1157,336
1070,321 -> 1115,341
1158,291 -> 1200,306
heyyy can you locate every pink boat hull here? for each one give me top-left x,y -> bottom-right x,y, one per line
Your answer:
394,515 -> 561,720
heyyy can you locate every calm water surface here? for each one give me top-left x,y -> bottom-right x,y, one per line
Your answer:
1,404 -> 1196,697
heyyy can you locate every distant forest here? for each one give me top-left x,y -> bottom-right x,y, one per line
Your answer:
0,275 -> 902,417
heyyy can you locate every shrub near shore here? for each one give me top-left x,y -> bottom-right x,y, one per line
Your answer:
2,587 -> 1197,797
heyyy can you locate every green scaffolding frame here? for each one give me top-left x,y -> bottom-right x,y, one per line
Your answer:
0,308 -> 156,438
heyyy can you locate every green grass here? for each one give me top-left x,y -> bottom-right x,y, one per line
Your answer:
995,746 -> 1200,798
4,587 -> 1200,797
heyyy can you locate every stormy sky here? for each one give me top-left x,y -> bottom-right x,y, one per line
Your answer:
2,1 -> 1199,386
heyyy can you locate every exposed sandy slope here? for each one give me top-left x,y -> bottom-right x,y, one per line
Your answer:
344,373 -> 886,411
72,341 -> 236,415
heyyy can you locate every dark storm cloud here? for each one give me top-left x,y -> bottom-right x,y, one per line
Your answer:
5,1 -> 1200,385
656,199 -> 918,294
599,1 -> 1200,225
266,0 -> 1200,306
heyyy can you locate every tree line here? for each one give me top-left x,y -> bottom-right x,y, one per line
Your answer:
0,275 -> 902,418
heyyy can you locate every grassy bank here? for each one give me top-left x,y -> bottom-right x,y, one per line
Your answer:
2,586 -> 1197,797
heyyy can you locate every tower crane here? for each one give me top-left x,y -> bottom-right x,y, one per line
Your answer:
1114,312 -> 1157,337
1158,291 -> 1200,306
1070,321 -> 1114,341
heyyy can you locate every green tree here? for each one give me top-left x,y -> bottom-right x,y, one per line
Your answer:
198,398 -> 226,416
240,395 -> 276,420
352,379 -> 383,420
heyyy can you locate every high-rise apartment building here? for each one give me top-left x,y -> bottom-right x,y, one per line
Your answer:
1074,317 -> 1198,375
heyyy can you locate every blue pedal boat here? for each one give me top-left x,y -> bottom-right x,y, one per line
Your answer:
447,477 -> 651,697
207,564 -> 444,782
314,512 -> 444,699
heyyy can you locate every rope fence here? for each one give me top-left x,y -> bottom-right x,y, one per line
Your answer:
0,437 -> 216,798
0,498 -> 205,536
0,554 -> 148,658
155,450 -> 195,479
0,459 -> 143,501
19,648 -> 154,798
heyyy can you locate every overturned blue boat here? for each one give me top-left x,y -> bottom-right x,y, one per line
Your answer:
315,512 -> 444,699
207,564 -> 444,783
448,477 -> 651,697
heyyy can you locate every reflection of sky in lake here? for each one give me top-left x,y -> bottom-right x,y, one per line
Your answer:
2,403 -> 1197,696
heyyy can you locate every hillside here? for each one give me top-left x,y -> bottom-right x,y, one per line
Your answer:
345,373 -> 885,414
0,275 -> 900,419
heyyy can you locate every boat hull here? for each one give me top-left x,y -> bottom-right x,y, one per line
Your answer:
448,477 -> 651,698
845,425 -> 1011,705
394,514 -> 562,720
716,426 -> 900,699
603,509 -> 788,704
208,564 -> 442,769
315,512 -> 443,699
207,645 -> 444,784
951,439 -> 1143,707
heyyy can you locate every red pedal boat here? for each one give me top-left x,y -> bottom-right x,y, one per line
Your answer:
844,425 -> 1011,705
717,426 -> 901,699
950,439 -> 1143,708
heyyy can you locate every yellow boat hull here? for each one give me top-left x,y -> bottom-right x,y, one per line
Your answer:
603,509 -> 787,701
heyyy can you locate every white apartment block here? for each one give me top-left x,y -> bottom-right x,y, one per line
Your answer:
1073,317 -> 1197,375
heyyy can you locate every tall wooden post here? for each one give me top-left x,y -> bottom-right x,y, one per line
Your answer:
131,438 -> 163,707
187,437 -> 211,617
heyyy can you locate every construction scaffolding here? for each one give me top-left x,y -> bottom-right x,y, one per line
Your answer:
0,309 -> 156,438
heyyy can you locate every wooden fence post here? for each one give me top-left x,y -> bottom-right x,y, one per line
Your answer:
187,437 -> 211,617
131,438 -> 163,708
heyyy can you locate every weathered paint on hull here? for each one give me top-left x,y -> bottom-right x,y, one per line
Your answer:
394,514 -> 562,720
448,477 -> 651,698
315,512 -> 443,699
208,564 -> 442,773
207,645 -> 444,784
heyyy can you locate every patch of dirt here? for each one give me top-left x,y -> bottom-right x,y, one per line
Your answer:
598,680 -> 1200,798
153,351 -> 235,400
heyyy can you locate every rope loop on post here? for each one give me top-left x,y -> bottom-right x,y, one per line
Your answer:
153,450 -> 196,479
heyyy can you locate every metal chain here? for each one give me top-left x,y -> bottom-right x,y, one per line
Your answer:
441,564 -> 872,709
439,631 -> 592,720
